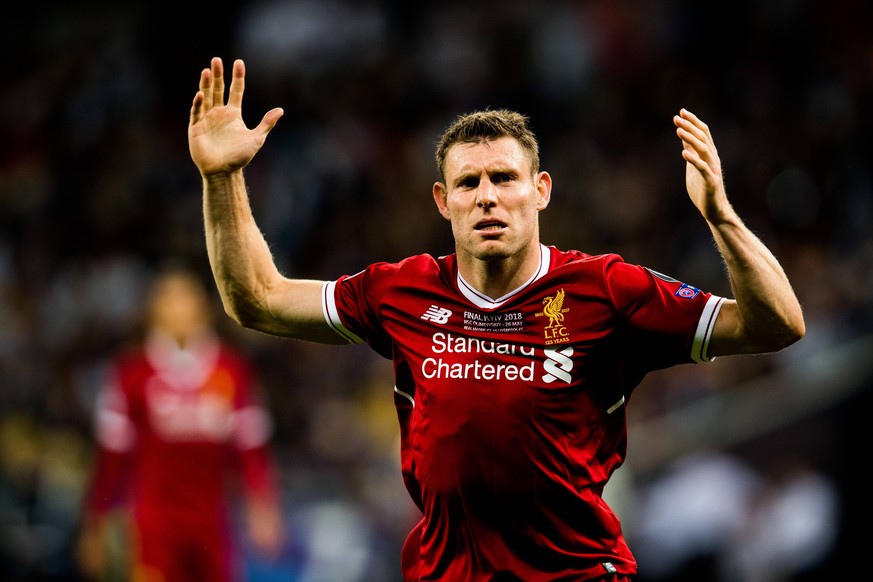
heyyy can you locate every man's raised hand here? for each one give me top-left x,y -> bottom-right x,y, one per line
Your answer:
188,57 -> 284,177
673,108 -> 730,224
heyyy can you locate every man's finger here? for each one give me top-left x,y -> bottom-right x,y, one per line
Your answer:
227,59 -> 246,109
199,67 -> 211,110
211,57 -> 225,107
190,91 -> 204,123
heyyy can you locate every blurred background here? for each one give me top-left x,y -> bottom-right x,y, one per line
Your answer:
1,0 -> 871,580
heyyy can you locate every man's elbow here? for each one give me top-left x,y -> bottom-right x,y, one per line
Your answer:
219,288 -> 264,330
222,301 -> 248,327
784,315 -> 806,347
226,302 -> 270,332
763,313 -> 806,352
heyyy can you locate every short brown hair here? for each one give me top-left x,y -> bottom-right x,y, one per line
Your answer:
434,109 -> 540,182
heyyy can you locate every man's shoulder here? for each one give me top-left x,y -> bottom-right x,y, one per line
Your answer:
547,246 -> 626,269
401,252 -> 454,268
365,252 -> 454,278
340,253 -> 454,300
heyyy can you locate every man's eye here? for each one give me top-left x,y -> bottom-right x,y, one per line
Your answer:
461,178 -> 479,188
493,173 -> 511,183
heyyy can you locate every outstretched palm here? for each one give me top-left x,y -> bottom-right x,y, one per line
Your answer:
188,58 -> 283,177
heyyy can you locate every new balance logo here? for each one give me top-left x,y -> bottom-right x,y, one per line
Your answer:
421,305 -> 452,324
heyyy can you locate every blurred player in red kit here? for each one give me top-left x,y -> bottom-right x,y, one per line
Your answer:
76,263 -> 283,582
188,57 -> 805,581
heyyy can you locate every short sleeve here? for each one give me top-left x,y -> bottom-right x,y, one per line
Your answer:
605,260 -> 724,366
323,263 -> 397,358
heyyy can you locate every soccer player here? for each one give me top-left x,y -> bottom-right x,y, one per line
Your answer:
188,57 -> 804,581
76,264 -> 283,582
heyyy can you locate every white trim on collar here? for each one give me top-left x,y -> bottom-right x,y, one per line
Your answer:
457,244 -> 551,309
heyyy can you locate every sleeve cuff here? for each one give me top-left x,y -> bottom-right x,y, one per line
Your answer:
691,295 -> 724,363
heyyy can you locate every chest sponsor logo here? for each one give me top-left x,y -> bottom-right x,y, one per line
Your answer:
421,305 -> 452,324
535,288 -> 570,345
423,332 -> 536,380
422,332 -> 575,384
543,346 -> 574,384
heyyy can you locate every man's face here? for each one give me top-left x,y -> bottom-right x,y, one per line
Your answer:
433,136 -> 551,263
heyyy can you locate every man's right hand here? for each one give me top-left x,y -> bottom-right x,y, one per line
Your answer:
188,57 -> 284,177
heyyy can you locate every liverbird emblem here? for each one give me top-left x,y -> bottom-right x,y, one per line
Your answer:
542,289 -> 566,328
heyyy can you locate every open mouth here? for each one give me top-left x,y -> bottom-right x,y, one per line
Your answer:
475,220 -> 506,232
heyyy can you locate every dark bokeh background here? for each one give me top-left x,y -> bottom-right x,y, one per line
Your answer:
2,1 -> 871,580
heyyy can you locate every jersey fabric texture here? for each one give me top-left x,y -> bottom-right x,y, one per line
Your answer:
82,331 -> 279,582
323,244 -> 723,581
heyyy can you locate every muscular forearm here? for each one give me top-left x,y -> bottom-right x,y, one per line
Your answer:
203,171 -> 284,328
202,171 -> 340,342
708,208 -> 805,355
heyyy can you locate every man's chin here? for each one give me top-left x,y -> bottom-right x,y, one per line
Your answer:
472,243 -> 512,262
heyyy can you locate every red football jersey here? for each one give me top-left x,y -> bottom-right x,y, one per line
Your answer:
324,245 -> 724,581
83,331 -> 279,582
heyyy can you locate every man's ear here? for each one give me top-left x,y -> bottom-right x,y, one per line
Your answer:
536,171 -> 552,211
433,182 -> 451,220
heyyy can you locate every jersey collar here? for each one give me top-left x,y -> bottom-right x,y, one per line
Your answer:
456,244 -> 551,309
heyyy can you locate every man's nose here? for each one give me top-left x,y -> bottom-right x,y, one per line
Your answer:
476,179 -> 498,208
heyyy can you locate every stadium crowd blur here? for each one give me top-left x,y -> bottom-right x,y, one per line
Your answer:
1,1 -> 871,580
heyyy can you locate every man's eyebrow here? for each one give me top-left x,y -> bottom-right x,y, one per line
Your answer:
450,164 -> 518,187
451,171 -> 478,188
